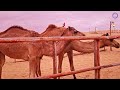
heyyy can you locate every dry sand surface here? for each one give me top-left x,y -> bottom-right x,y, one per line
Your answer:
2,32 -> 120,79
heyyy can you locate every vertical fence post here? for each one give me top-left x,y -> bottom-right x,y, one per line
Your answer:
53,41 -> 57,79
110,21 -> 112,51
110,21 -> 111,35
94,39 -> 100,79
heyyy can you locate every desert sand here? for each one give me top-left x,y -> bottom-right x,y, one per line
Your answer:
2,32 -> 120,79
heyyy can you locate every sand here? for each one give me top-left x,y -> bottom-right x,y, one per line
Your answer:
2,32 -> 120,79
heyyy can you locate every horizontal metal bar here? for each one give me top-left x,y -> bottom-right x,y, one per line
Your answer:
0,35 -> 120,43
34,62 -> 120,79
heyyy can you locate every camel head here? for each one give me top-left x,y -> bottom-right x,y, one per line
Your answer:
61,26 -> 85,37
67,26 -> 85,36
101,33 -> 119,48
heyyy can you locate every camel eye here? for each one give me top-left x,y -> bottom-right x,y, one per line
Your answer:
74,31 -> 78,34
110,39 -> 113,42
68,26 -> 71,30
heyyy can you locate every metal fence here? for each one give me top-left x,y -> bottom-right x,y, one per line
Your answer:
1,35 -> 120,79
90,30 -> 120,34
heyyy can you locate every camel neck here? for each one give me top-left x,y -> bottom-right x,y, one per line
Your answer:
55,40 -> 72,55
71,40 -> 95,53
71,40 -> 109,53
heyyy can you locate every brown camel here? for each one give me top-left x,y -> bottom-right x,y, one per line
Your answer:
0,25 -> 83,78
36,24 -> 85,78
57,33 -> 120,79
0,25 -> 40,62
68,33 -> 119,53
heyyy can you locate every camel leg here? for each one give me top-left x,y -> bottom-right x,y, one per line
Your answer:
0,52 -> 5,79
35,57 -> 42,77
104,46 -> 106,51
58,52 -> 64,79
29,56 -> 37,78
67,50 -> 76,79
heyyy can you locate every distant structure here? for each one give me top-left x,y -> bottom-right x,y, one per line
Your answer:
62,22 -> 65,27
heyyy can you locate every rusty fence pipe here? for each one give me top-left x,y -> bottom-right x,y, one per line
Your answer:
0,36 -> 120,79
0,35 -> 120,42
94,39 -> 100,79
35,62 -> 120,79
53,41 -> 57,79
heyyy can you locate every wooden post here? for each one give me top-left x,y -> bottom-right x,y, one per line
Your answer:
94,39 -> 100,79
53,41 -> 57,79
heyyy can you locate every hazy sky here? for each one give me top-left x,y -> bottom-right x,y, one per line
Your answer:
0,11 -> 120,33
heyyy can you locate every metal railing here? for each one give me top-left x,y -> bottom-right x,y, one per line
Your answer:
1,35 -> 120,79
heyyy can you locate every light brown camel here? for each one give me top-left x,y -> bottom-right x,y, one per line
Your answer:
0,26 -> 40,63
57,33 -> 120,79
35,24 -> 85,78
67,33 -> 119,53
0,25 -> 83,78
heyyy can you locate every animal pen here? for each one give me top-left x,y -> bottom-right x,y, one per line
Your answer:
0,35 -> 120,79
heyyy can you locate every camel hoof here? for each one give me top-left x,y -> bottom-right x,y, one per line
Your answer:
73,75 -> 77,79
74,77 -> 77,79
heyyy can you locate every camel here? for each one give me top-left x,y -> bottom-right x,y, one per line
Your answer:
0,25 -> 84,79
0,25 -> 40,62
67,33 -> 119,53
35,24 -> 85,78
57,33 -> 120,79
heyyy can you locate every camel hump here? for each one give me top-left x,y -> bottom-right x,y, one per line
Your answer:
7,25 -> 25,30
47,24 -> 57,29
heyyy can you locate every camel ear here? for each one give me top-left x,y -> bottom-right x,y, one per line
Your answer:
105,33 -> 109,36
68,26 -> 71,30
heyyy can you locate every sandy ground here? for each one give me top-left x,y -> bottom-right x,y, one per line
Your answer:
2,32 -> 120,79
